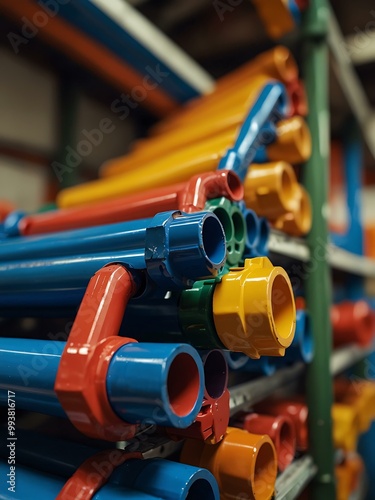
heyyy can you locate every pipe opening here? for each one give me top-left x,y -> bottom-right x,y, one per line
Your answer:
226,171 -> 244,201
278,421 -> 295,471
202,215 -> 227,266
213,207 -> 233,241
271,274 -> 294,340
280,168 -> 294,202
167,353 -> 200,417
253,441 -> 277,497
245,210 -> 259,248
186,478 -> 216,500
203,350 -> 228,400
297,188 -> 311,234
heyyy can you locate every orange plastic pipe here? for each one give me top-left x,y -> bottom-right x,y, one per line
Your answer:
332,300 -> 375,348
19,171 -> 242,236
233,412 -> 296,471
336,453 -> 364,500
181,427 -> 277,500
334,378 -> 375,432
273,184 -> 312,236
266,117 -> 311,164
251,0 -> 296,39
332,403 -> 360,452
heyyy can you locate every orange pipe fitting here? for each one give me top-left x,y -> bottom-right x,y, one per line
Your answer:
181,427 -> 277,500
252,0 -> 297,39
273,184 -> 312,236
17,171 -> 242,235
233,412 -> 296,471
266,117 -> 312,164
336,453 -> 364,500
254,399 -> 309,451
334,378 -> 375,433
244,162 -> 298,220
332,300 -> 375,348
332,403 -> 360,452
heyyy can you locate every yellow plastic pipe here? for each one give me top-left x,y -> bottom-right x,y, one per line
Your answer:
181,427 -> 277,500
213,257 -> 296,357
252,0 -> 296,40
101,74 -> 276,178
334,378 -> 375,433
150,46 -> 298,137
58,130 -> 235,208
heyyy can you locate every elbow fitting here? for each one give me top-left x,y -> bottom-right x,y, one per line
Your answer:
334,378 -> 375,433
332,300 -> 375,348
181,427 -> 277,500
267,117 -> 312,164
244,162 -> 298,220
212,257 -> 296,357
234,413 -> 296,471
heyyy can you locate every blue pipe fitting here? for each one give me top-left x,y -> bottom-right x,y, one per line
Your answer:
0,338 -> 205,429
0,211 -> 226,306
223,351 -> 249,370
236,201 -> 270,258
224,351 -> 277,376
217,82 -> 288,181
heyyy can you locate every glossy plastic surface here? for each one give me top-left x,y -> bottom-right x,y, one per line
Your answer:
181,427 -> 277,500
332,300 -> 375,348
252,0 -> 297,39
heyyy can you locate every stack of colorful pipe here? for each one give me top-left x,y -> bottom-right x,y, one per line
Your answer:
0,46 -> 313,500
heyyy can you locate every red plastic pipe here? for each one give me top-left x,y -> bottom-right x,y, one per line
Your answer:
234,412 -> 296,471
332,301 -> 375,348
18,170 -> 243,236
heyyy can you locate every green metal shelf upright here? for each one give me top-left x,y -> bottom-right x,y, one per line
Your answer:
302,0 -> 336,497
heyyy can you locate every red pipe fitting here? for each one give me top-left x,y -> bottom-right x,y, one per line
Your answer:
17,170 -> 242,236
234,412 -> 296,471
254,399 -> 308,451
55,264 -> 140,441
332,300 -> 375,348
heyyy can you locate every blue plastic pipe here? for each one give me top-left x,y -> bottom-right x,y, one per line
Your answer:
0,210 -> 225,283
0,338 -> 204,429
0,459 -> 219,500
217,82 -> 288,181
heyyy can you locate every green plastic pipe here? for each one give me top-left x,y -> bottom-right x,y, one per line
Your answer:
302,1 -> 336,497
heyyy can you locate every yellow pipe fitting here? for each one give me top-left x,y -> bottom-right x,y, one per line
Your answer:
101,74 -> 277,178
252,0 -> 296,40
267,117 -> 312,164
332,403 -> 360,452
181,427 -> 277,500
213,257 -> 296,358
335,378 -> 375,433
273,184 -> 312,237
336,453 -> 364,500
244,162 -> 298,220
